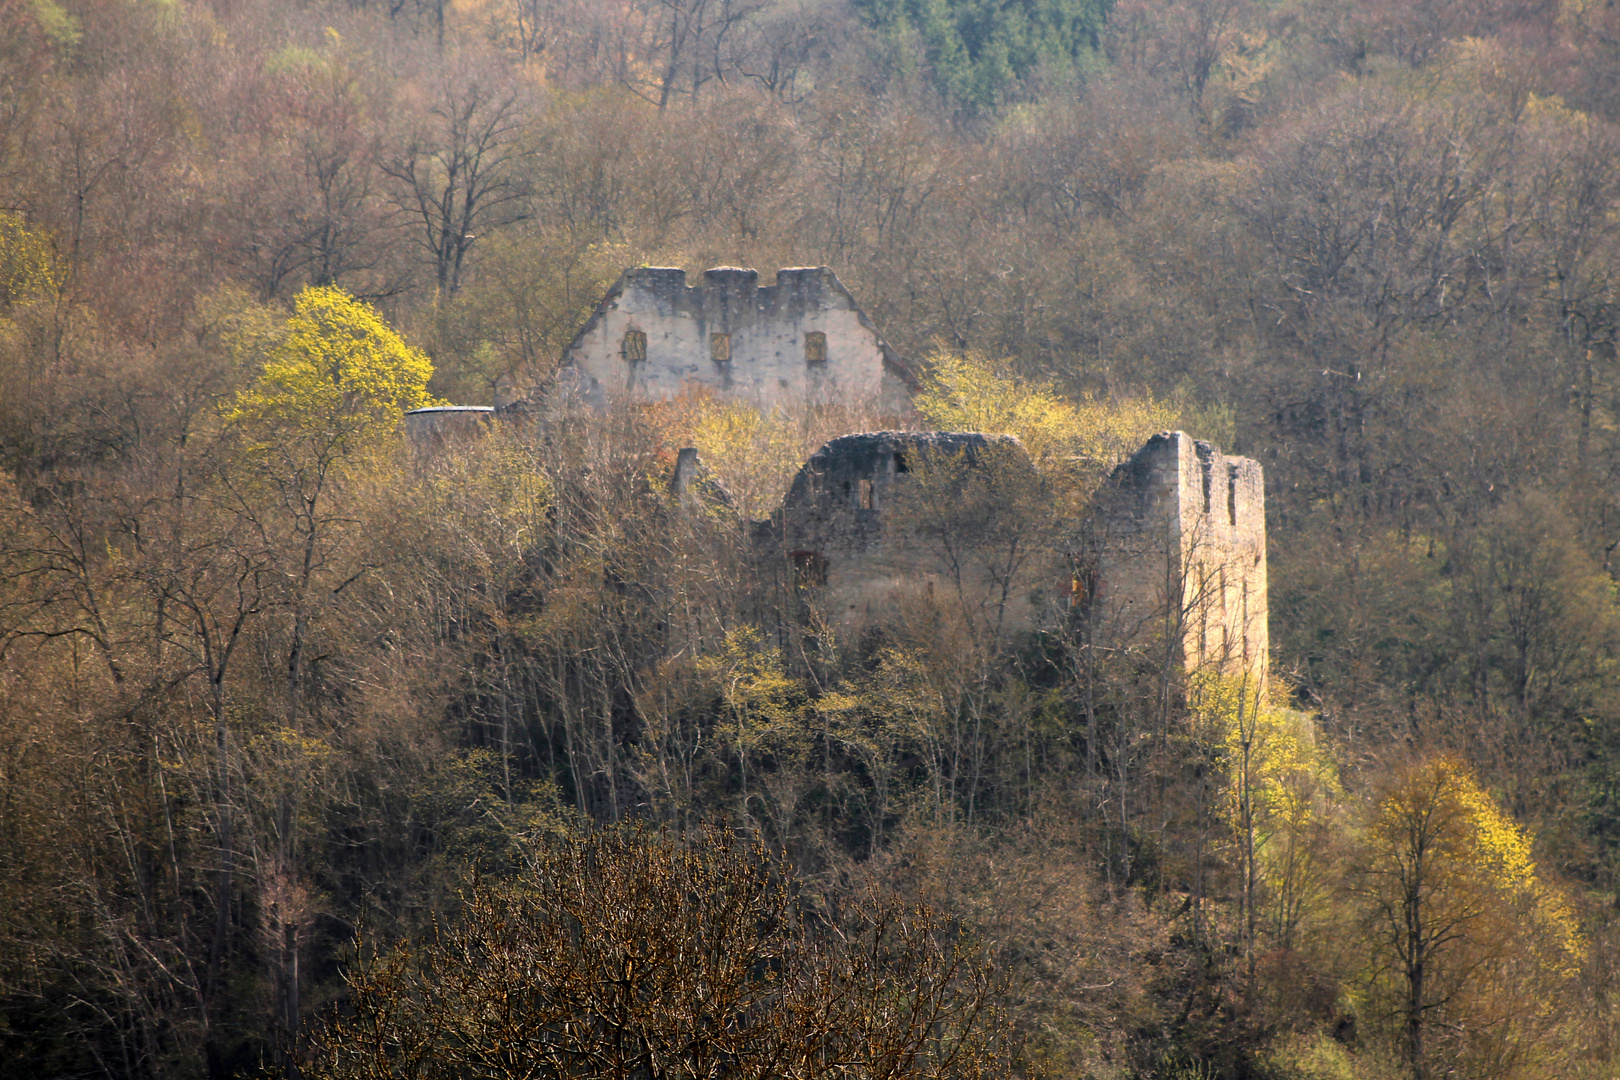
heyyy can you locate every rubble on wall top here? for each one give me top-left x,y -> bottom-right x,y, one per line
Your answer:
785,432 -> 1031,504
810,431 -> 1025,456
618,265 -> 835,292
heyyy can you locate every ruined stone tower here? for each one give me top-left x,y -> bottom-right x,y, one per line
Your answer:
558,267 -> 916,413
1089,431 -> 1268,691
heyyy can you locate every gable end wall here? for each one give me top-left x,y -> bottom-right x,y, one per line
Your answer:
562,267 -> 912,412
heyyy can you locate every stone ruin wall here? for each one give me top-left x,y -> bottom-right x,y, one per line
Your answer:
775,432 -> 1036,628
414,259 -> 1272,689
770,428 -> 1268,691
560,267 -> 915,415
1090,431 -> 1268,691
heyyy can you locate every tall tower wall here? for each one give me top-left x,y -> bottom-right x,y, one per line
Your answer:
1091,431 -> 1268,691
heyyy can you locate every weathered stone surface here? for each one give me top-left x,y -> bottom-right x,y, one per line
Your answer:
775,431 -> 1037,627
424,412 -> 1271,691
1090,431 -> 1268,690
766,427 -> 1269,691
558,267 -> 916,414
418,272 -> 1271,691
669,446 -> 736,513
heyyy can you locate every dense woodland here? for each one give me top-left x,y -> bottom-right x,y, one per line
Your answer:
5,0 -> 1620,1077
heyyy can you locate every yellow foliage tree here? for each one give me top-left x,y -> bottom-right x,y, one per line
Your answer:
0,213 -> 64,398
697,627 -> 809,808
1190,672 -> 1343,976
231,285 -> 438,454
913,349 -> 1179,476
226,284 -> 439,725
685,400 -> 808,520
642,388 -> 888,522
0,211 -> 59,308
222,286 -> 440,1057
1351,756 -> 1583,1080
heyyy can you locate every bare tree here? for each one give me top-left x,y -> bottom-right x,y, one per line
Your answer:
614,0 -> 772,109
381,71 -> 531,295
301,824 -> 1012,1080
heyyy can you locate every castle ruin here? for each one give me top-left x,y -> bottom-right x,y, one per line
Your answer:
776,431 -> 1041,631
1087,432 -> 1268,691
556,267 -> 916,414
424,263 -> 1270,691
767,428 -> 1269,692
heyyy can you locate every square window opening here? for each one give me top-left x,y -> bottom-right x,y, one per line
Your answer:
805,331 -> 827,365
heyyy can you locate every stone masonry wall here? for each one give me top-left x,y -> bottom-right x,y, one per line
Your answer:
1090,431 -> 1268,690
775,432 -> 1041,629
767,428 -> 1268,688
560,267 -> 915,414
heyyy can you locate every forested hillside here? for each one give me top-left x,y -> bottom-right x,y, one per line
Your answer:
4,0 -> 1620,1077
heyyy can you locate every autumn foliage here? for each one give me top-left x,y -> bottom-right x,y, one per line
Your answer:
4,1 -> 1620,1079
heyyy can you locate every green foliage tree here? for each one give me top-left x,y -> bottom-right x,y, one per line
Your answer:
855,0 -> 1112,110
